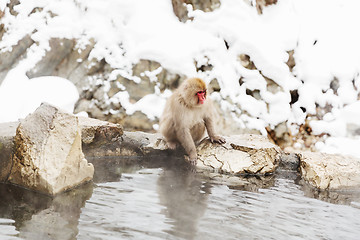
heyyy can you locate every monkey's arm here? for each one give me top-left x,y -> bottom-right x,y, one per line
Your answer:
176,127 -> 198,164
204,117 -> 226,144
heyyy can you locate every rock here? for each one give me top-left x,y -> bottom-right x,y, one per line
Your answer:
0,35 -> 34,84
299,151 -> 360,190
54,39 -> 96,82
286,50 -> 295,72
121,111 -> 157,131
93,86 -> 106,102
239,54 -> 257,70
98,132 -> 281,175
0,122 -> 18,182
79,116 -> 123,144
254,0 -> 278,14
171,0 -> 221,22
196,134 -> 281,175
82,129 -> 281,176
117,75 -> 156,102
157,71 -> 185,92
208,78 -> 221,92
132,132 -> 169,155
86,103 -> 105,120
171,0 -> 189,22
79,116 -> 124,157
266,121 -> 293,149
82,130 -> 166,158
265,76 -> 282,94
69,58 -> 106,91
74,99 -> 92,115
27,38 -> 75,78
279,153 -> 300,171
330,77 -> 340,95
7,103 -> 94,196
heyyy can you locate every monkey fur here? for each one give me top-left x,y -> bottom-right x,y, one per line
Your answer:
159,77 -> 226,165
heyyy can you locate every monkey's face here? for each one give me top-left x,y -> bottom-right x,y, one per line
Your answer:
196,90 -> 206,104
182,77 -> 208,107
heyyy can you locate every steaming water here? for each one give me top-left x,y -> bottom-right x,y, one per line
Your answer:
1,157 -> 360,240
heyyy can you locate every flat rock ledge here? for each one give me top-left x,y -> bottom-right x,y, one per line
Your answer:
196,135 -> 281,175
299,151 -> 360,190
83,129 -> 282,175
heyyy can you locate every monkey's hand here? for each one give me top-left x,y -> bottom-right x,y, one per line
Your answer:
185,153 -> 198,166
210,135 -> 226,144
167,141 -> 177,150
189,158 -> 197,166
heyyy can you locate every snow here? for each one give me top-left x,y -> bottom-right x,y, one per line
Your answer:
0,69 -> 79,122
315,137 -> 360,158
111,89 -> 172,121
1,0 -> 360,158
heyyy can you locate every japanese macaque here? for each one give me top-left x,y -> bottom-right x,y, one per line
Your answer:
159,77 -> 226,165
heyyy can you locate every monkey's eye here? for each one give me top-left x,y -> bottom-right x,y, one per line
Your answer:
196,90 -> 206,95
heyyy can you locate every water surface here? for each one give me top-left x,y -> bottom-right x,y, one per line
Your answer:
1,156 -> 360,239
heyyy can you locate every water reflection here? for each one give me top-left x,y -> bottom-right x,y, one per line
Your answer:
157,164 -> 210,239
150,156 -> 277,238
0,182 -> 93,239
298,178 -> 360,205
90,156 -> 143,183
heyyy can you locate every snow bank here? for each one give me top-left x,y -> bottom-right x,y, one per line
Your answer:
1,0 -> 360,157
0,69 -> 78,122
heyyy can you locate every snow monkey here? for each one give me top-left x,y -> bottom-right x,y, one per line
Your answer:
159,77 -> 226,165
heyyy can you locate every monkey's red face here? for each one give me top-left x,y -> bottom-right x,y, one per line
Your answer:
183,77 -> 208,107
196,90 -> 206,104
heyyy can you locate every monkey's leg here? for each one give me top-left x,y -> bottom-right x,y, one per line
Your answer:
161,121 -> 179,149
176,128 -> 197,165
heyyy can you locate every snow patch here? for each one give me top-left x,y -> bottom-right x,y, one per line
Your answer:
0,69 -> 78,122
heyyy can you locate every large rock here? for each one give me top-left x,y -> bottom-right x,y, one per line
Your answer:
7,103 -> 94,195
299,152 -> 360,190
